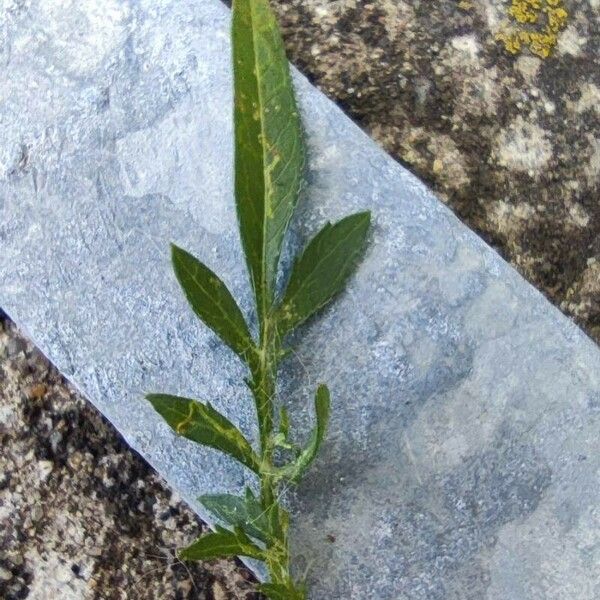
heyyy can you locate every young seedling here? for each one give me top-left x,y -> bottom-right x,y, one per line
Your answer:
147,0 -> 371,596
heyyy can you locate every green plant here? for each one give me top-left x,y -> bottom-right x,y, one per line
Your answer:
147,0 -> 371,596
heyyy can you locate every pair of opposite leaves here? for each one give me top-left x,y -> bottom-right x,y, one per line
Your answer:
149,210 -> 370,490
146,0 -> 371,584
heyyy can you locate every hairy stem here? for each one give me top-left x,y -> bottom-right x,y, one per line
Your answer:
250,315 -> 294,588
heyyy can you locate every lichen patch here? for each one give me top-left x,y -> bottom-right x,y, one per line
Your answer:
496,0 -> 570,58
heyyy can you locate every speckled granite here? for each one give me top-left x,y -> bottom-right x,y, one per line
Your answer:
1,1 -> 599,599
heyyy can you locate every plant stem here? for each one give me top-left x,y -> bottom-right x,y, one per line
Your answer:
250,315 -> 295,589
254,315 -> 275,455
256,315 -> 277,505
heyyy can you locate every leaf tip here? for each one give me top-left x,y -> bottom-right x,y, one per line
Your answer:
355,210 -> 372,230
316,383 -> 331,406
145,393 -> 161,409
170,243 -> 193,271
177,546 -> 191,561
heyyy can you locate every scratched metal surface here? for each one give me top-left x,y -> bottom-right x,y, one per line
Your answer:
1,1 -> 599,597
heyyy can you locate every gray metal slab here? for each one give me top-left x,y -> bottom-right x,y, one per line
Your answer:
1,1 -> 599,598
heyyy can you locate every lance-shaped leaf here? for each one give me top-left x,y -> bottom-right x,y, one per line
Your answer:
179,524 -> 266,561
285,384 -> 331,483
147,394 -> 260,473
277,212 -> 371,335
200,488 -> 272,544
171,244 -> 255,362
232,0 -> 305,320
258,581 -> 307,600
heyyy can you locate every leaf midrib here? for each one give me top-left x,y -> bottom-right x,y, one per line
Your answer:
249,0 -> 271,322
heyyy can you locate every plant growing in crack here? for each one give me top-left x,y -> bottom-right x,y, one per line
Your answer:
147,0 -> 370,597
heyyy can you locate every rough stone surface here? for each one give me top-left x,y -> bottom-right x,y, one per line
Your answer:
270,0 -> 600,342
0,316 -> 258,600
0,1 -> 599,600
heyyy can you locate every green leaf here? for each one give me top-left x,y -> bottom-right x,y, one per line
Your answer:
146,394 -> 260,473
277,212 -> 371,335
279,406 -> 290,438
171,244 -> 255,362
179,525 -> 266,561
232,0 -> 305,320
286,384 -> 331,483
258,581 -> 307,600
199,488 -> 271,544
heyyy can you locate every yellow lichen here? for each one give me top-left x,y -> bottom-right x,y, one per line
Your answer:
496,0 -> 569,58
509,0 -> 542,24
